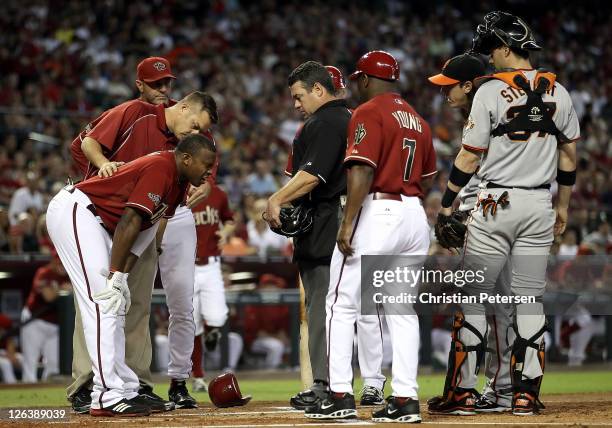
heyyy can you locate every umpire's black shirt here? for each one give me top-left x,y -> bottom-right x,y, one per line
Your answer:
290,99 -> 350,264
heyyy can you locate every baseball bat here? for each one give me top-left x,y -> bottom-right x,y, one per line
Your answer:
298,276 -> 313,390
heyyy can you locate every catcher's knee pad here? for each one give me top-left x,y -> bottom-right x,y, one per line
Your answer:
441,312 -> 488,400
510,318 -> 547,398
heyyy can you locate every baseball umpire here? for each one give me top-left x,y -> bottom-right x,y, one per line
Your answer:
264,61 -> 350,409
431,11 -> 579,416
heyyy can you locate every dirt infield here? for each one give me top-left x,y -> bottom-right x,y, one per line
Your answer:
7,393 -> 612,427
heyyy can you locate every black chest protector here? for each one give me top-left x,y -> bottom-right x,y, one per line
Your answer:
479,70 -> 571,144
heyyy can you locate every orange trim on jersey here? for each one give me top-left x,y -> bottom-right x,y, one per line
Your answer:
475,70 -> 557,91
344,155 -> 377,168
462,143 -> 488,153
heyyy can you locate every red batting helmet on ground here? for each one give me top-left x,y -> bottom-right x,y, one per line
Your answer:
349,50 -> 399,81
325,65 -> 346,90
208,372 -> 252,408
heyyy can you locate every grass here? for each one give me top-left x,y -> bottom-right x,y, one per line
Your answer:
0,371 -> 610,408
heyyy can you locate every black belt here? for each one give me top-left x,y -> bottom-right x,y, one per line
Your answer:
67,187 -> 111,233
196,256 -> 220,265
486,182 -> 550,190
371,192 -> 402,201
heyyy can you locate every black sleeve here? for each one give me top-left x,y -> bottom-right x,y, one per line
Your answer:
298,118 -> 344,184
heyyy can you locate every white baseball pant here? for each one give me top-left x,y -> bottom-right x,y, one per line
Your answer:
46,188 -> 156,409
327,195 -> 429,398
158,205 -> 197,380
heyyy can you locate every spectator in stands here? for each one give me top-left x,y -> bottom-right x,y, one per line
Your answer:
20,252 -> 71,382
9,212 -> 38,254
0,314 -> 22,383
246,199 -> 287,259
246,160 -> 278,196
8,170 -> 43,226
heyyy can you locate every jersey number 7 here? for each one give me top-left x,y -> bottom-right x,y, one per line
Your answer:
403,138 -> 416,182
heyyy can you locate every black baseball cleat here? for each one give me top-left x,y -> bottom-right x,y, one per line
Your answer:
475,395 -> 511,413
138,384 -> 175,412
512,392 -> 544,416
70,386 -> 92,414
427,388 -> 477,415
372,396 -> 422,423
89,397 -> 151,417
169,379 -> 198,409
290,381 -> 329,410
360,385 -> 385,406
304,392 -> 357,420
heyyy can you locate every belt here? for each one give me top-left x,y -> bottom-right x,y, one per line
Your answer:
371,192 -> 402,201
486,182 -> 550,190
196,255 -> 220,265
66,186 -> 110,233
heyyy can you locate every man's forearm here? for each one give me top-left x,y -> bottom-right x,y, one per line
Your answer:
343,165 -> 373,225
447,148 -> 480,192
110,208 -> 143,272
556,142 -> 577,210
270,170 -> 319,205
82,137 -> 110,168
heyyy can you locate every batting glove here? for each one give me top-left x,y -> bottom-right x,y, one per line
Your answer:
94,271 -> 129,315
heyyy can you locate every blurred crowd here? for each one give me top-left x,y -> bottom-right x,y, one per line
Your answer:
0,0 -> 611,256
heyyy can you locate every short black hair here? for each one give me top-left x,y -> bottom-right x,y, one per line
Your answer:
287,61 -> 335,94
182,91 -> 219,124
176,133 -> 216,156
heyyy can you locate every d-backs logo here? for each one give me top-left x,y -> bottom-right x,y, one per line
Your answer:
153,61 -> 167,71
354,123 -> 366,146
148,192 -> 161,206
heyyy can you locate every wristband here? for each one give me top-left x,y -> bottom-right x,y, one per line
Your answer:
556,169 -> 576,186
449,164 -> 474,187
441,188 -> 459,208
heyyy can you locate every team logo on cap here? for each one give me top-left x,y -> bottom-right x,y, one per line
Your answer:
153,61 -> 167,71
354,123 -> 366,146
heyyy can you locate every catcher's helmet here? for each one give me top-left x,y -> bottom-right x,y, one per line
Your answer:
349,50 -> 399,81
208,372 -> 252,408
269,202 -> 314,237
472,11 -> 541,55
325,65 -> 346,90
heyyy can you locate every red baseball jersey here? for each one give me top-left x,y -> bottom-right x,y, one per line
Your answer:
345,93 -> 436,198
70,100 -> 177,179
26,264 -> 69,324
192,184 -> 233,258
75,151 -> 188,232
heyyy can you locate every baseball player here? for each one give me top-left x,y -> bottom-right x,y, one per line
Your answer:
20,252 -> 70,382
431,12 -> 579,416
190,183 -> 234,391
284,65 -> 386,407
305,51 -> 437,423
69,87 -> 218,411
46,135 -> 216,416
428,54 -> 515,412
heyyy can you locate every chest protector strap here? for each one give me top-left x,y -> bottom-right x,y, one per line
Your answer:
489,71 -> 571,144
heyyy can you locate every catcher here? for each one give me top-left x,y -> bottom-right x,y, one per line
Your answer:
428,53 -> 515,413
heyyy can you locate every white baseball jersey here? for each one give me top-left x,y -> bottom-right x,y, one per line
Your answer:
463,70 -> 580,187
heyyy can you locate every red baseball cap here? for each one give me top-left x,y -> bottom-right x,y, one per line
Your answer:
136,57 -> 176,83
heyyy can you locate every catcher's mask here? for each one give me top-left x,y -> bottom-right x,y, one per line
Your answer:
472,11 -> 541,55
269,202 -> 314,237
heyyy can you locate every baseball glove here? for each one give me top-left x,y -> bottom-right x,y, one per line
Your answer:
435,212 -> 467,250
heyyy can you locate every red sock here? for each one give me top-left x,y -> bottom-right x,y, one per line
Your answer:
191,334 -> 204,378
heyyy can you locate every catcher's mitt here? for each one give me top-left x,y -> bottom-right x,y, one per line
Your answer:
269,202 -> 314,237
435,212 -> 467,250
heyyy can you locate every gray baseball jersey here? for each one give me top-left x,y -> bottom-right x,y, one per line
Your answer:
462,70 -> 580,187
458,174 -> 480,212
